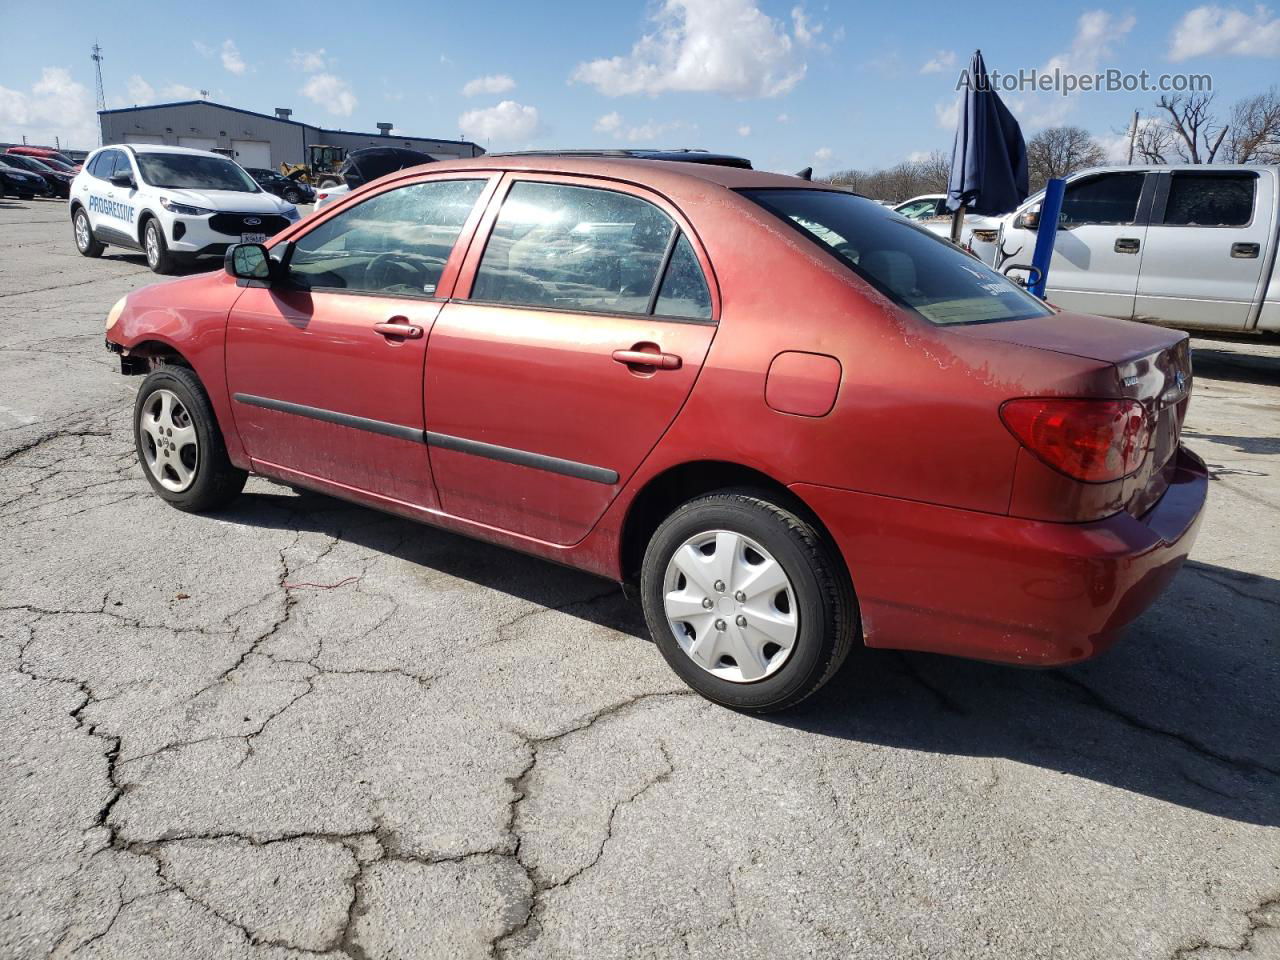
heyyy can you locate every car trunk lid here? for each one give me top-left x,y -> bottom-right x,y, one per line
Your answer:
951,311 -> 1192,517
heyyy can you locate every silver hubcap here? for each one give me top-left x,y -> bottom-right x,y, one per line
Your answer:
662,530 -> 798,683
146,225 -> 159,266
140,389 -> 198,492
75,214 -> 90,251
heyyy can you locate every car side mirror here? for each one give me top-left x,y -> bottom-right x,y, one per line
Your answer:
110,171 -> 135,189
225,243 -> 273,282
1014,207 -> 1040,230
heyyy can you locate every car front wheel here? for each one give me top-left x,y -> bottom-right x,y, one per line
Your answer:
640,490 -> 857,713
143,218 -> 178,274
133,366 -> 247,512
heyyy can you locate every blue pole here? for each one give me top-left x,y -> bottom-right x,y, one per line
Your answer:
1028,177 -> 1066,298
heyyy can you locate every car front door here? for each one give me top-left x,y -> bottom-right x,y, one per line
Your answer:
1134,170 -> 1273,330
1001,171 -> 1152,319
224,175 -> 496,508
424,175 -> 718,545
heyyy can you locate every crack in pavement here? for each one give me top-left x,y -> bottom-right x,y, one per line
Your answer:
1172,893 -> 1280,957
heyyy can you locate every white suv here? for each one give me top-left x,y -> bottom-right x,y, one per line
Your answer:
70,144 -> 300,274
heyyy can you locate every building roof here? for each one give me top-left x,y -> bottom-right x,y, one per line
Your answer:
98,99 -> 482,151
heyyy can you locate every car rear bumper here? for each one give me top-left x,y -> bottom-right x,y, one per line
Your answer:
791,445 -> 1208,666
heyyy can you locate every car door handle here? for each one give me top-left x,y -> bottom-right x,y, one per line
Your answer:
612,348 -> 682,370
1114,238 -> 1141,254
373,320 -> 422,340
1231,242 -> 1260,259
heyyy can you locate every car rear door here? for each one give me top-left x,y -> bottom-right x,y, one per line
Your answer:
1133,170 -> 1274,331
224,174 -> 497,508
1001,171 -> 1153,319
423,174 -> 718,545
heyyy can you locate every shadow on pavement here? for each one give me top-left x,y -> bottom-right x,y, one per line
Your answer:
1191,344 -> 1280,388
219,488 -> 1280,827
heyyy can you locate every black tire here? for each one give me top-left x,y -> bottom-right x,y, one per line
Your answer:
284,188 -> 304,204
73,208 -> 105,257
143,217 -> 178,274
133,366 -> 247,513
640,489 -> 857,713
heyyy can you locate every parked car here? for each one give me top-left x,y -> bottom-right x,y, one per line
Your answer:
6,145 -> 80,172
69,144 -> 300,274
245,167 -> 315,205
0,153 -> 72,198
102,154 -> 1206,712
893,193 -> 1002,263
995,165 -> 1279,335
0,159 -> 50,199
313,146 -> 436,210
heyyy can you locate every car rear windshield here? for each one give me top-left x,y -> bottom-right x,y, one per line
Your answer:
135,153 -> 259,192
742,188 -> 1052,326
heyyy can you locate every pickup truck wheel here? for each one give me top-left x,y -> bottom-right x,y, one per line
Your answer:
134,367 -> 247,512
73,209 -> 105,257
640,490 -> 856,713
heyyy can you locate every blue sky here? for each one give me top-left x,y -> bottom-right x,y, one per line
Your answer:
1,0 -> 1278,173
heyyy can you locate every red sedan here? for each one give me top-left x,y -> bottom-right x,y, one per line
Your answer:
103,154 -> 1207,711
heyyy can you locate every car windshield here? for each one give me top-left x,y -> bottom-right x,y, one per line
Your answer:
38,157 -> 72,173
743,188 -> 1051,326
134,153 -> 260,192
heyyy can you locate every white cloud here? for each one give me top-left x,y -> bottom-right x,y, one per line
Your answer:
776,112 -> 789,122
1169,4 -> 1280,60
935,97 -> 961,130
301,73 -> 358,116
220,40 -> 247,76
194,41 -> 214,58
290,48 -> 328,72
813,146 -> 834,167
1044,10 -> 1137,74
920,50 -> 956,74
0,67 -> 98,150
737,123 -> 752,136
462,74 -> 516,96
127,75 -> 155,104
572,0 -> 806,98
791,6 -> 826,48
594,111 -> 623,133
118,76 -> 204,106
906,150 -> 932,162
458,100 -> 540,143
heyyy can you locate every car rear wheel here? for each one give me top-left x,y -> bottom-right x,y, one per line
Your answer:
640,490 -> 856,713
143,218 -> 178,274
284,188 -> 304,204
134,366 -> 247,512
73,209 -> 105,257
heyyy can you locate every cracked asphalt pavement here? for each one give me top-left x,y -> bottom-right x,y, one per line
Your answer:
2,198 -> 1279,959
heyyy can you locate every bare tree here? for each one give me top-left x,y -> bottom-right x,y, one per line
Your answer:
1155,93 -> 1229,163
1226,87 -> 1280,164
1027,126 -> 1107,190
825,150 -> 951,202
1132,118 -> 1175,164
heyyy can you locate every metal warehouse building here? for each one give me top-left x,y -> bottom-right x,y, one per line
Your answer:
98,100 -> 483,170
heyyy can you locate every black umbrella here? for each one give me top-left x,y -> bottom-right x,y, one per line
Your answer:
946,50 -> 1028,239
341,147 -> 436,190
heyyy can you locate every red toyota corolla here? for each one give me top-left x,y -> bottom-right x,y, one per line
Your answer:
102,154 -> 1207,711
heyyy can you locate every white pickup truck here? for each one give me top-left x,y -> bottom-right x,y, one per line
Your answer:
994,165 -> 1279,335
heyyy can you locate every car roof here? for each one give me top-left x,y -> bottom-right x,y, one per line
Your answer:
392,153 -> 835,195
104,143 -> 228,159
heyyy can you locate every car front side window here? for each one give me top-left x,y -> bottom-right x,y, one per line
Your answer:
1059,173 -> 1145,226
286,178 -> 487,298
471,181 -> 681,316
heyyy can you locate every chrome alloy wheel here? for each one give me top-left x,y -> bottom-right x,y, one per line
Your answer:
75,212 -> 91,251
139,388 -> 198,492
145,223 -> 160,268
662,530 -> 799,683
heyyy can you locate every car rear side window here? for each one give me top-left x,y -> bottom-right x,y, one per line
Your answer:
743,188 -> 1052,326
654,234 -> 712,320
473,181 -> 686,317
89,150 -> 120,180
1162,172 -> 1255,226
1059,172 -> 1145,226
287,178 -> 487,297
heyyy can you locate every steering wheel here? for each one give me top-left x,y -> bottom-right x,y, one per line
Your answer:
364,252 -> 425,293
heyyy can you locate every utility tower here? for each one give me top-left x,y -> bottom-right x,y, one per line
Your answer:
91,43 -> 106,145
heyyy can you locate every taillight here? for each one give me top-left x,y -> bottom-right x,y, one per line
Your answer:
1000,398 -> 1151,483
